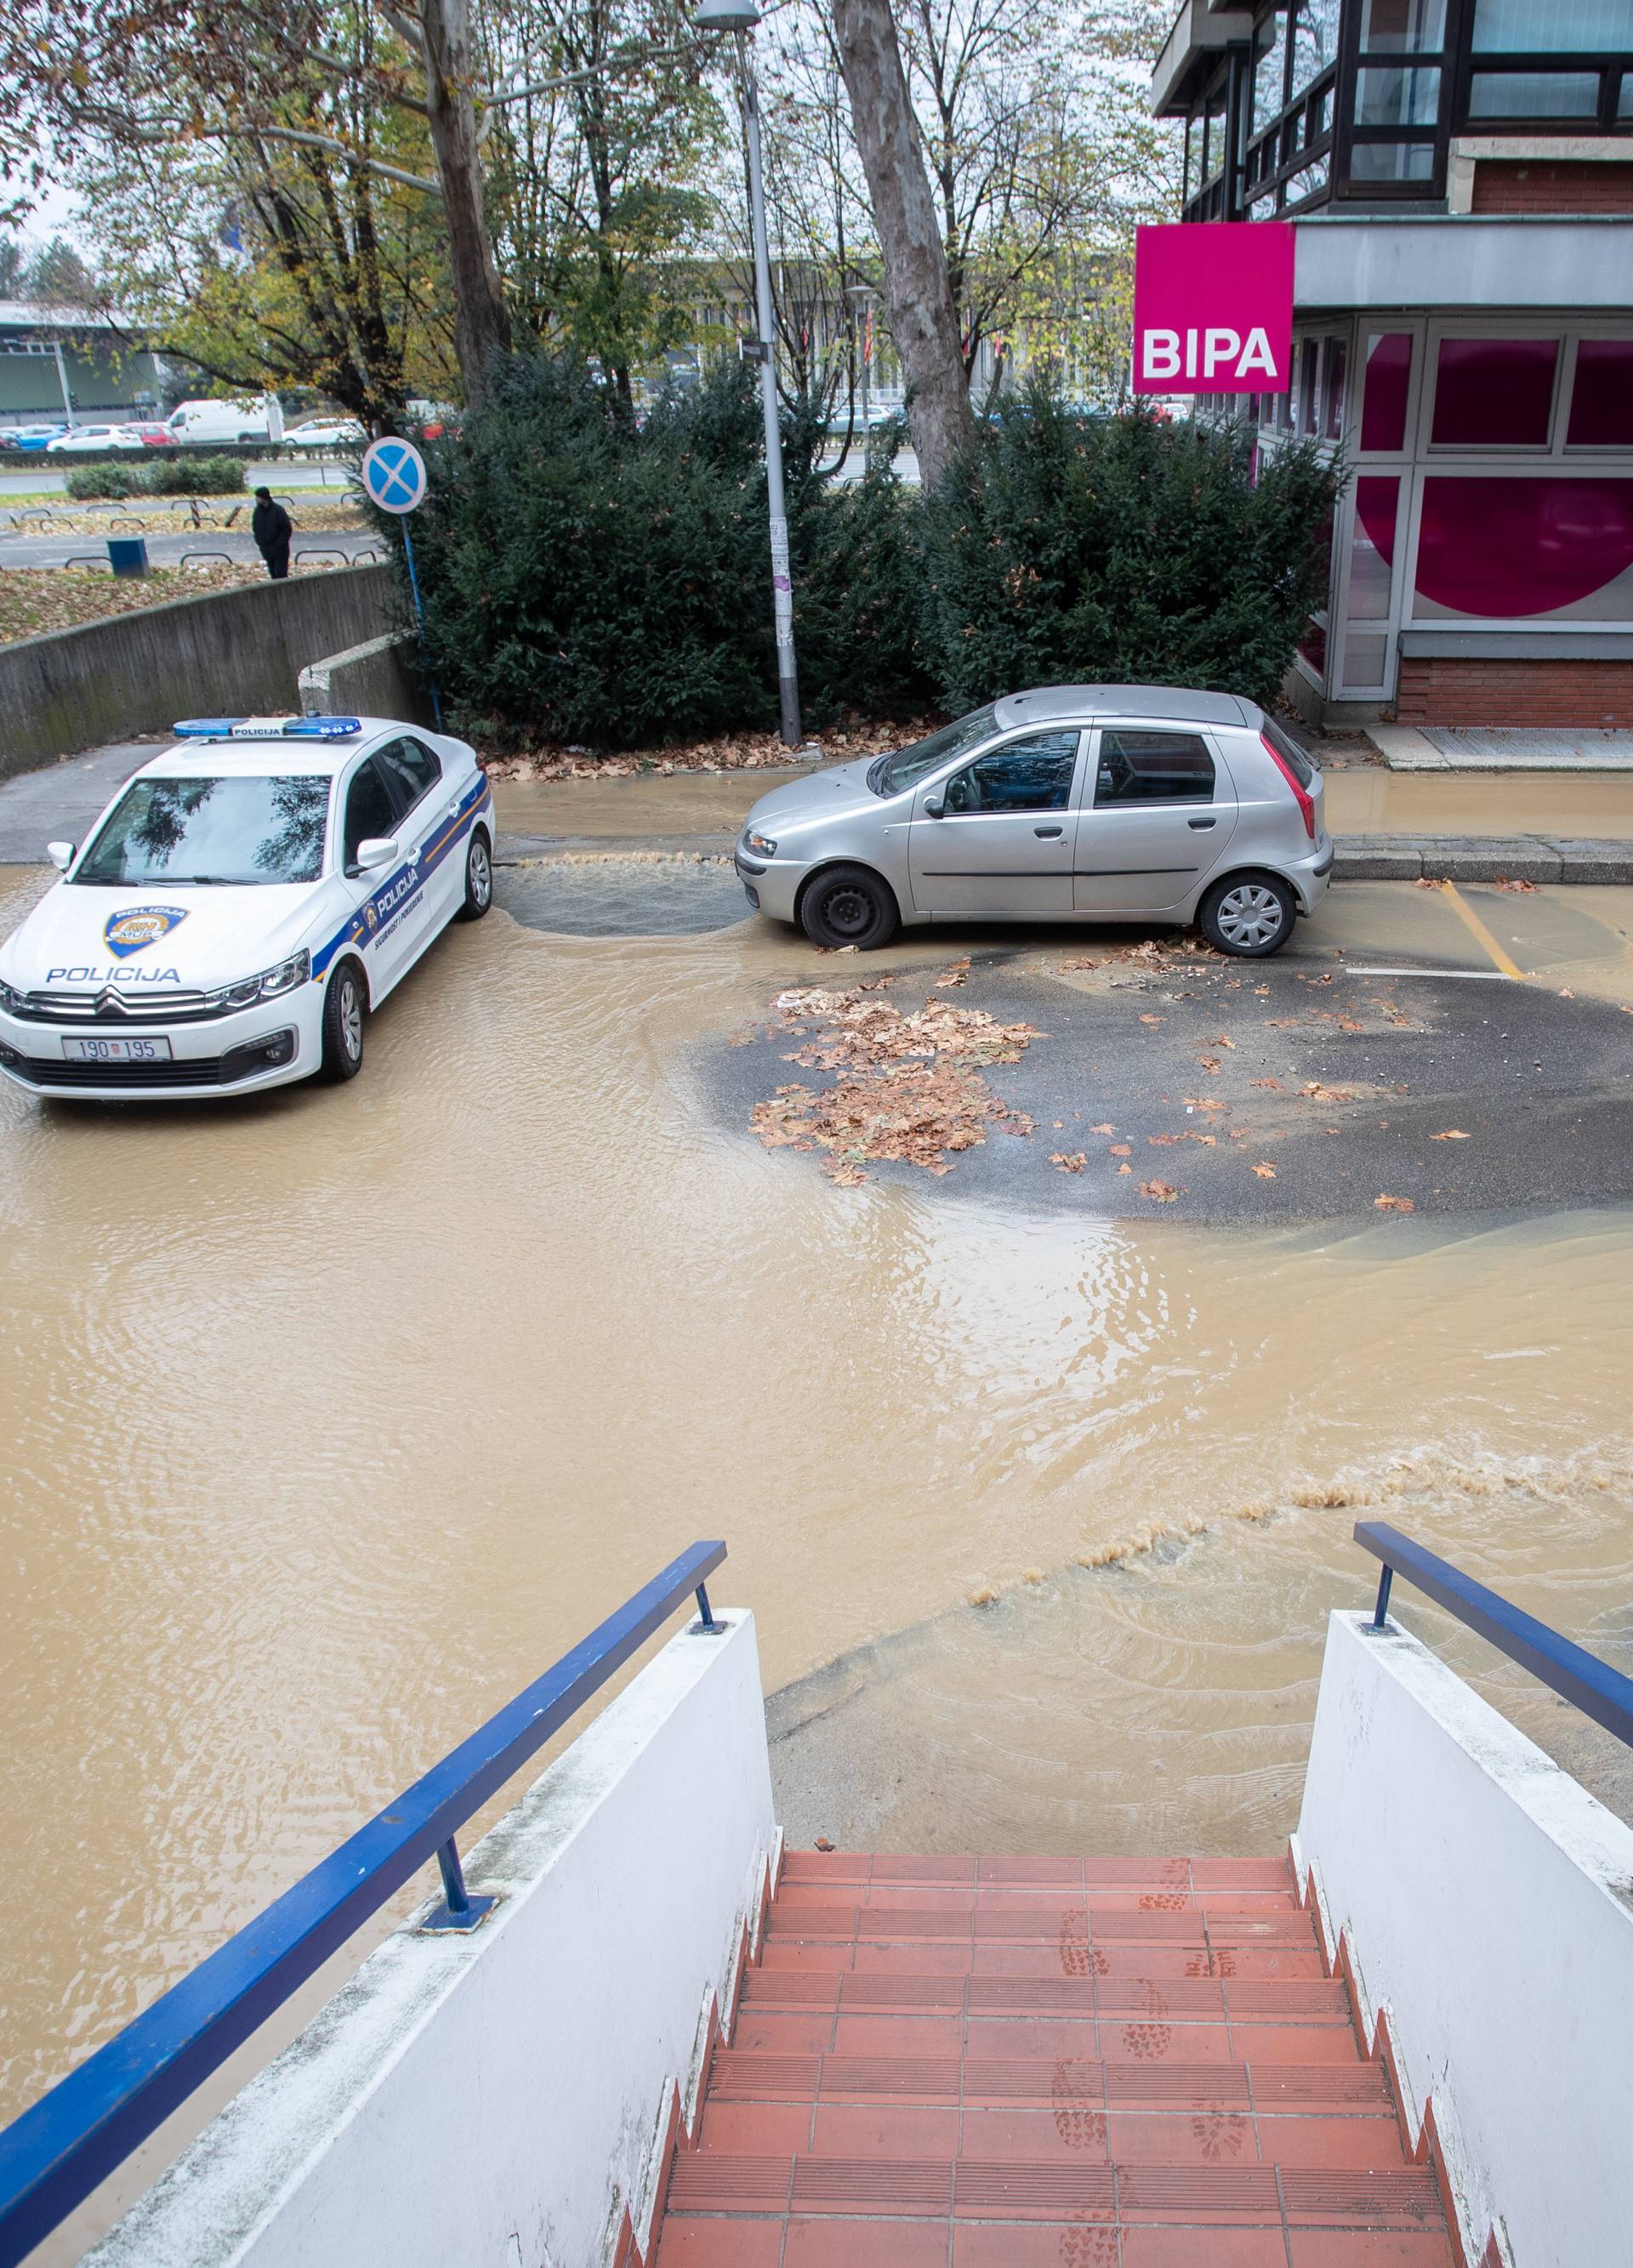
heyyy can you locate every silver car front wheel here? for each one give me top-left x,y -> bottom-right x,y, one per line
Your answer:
1199,874 -> 1295,958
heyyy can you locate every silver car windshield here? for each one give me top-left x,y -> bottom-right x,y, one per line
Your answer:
72,775 -> 333,885
870,706 -> 998,796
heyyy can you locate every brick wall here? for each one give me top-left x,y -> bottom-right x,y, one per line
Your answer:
1396,657 -> 1633,727
1471,160 -> 1633,215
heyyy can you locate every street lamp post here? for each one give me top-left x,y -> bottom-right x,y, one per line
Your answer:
697,0 -> 801,748
845,282 -> 878,449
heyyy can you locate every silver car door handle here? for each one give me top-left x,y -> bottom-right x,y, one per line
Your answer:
1034,825 -> 1065,838
1187,817 -> 1217,829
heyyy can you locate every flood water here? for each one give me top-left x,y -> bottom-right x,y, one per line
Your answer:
1,857 -> 1630,2130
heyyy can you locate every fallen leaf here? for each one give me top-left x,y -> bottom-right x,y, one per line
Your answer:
1250,1077 -> 1283,1090
1050,1151 -> 1088,1173
1057,956 -> 1098,970
1251,1162 -> 1277,1179
1374,1194 -> 1415,1213
1414,875 -> 1440,890
1559,986 -> 1575,998
935,957 -> 971,986
1139,1014 -> 1164,1026
1212,1035 -> 1237,1049
814,1836 -> 836,1851
1109,1142 -> 1131,1157
1492,876 -> 1538,893
1139,1179 -> 1181,1202
1253,985 -> 1270,996
1116,1162 -> 1131,1174
1431,1129 -> 1471,1141
1089,1121 -> 1117,1134
1196,1054 -> 1221,1073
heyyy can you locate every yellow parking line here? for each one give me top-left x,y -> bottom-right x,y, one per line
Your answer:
1437,879 -> 1526,980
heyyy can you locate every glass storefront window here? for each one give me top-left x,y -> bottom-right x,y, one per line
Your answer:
1203,78 -> 1228,184
1431,338 -> 1558,447
1348,143 -> 1436,180
1568,342 -> 1633,446
1323,340 -> 1347,440
1301,347 -> 1320,434
1470,72 -> 1601,115
1415,477 -> 1633,620
1355,65 -> 1441,122
1253,10 -> 1288,131
1359,0 -> 1447,48
1289,0 -> 1341,102
1359,333 -> 1413,451
1283,157 -> 1331,205
1471,0 -> 1633,48
1342,476 -> 1400,685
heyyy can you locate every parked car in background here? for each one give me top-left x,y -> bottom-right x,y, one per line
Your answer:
736,685 -> 1331,958
163,397 -> 276,446
289,417 -> 367,448
44,424 -> 149,454
8,424 -> 69,452
123,423 -> 179,448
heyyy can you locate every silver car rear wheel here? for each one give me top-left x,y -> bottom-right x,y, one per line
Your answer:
1199,874 -> 1295,958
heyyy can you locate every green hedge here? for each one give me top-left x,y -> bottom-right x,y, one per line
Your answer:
920,385 -> 1344,713
142,456 -> 248,497
63,455 -> 247,501
366,357 -> 1342,748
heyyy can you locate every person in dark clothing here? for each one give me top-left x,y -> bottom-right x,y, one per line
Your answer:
251,486 -> 293,580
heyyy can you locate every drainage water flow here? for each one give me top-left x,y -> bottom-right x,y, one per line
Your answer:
0,867 -> 1628,2125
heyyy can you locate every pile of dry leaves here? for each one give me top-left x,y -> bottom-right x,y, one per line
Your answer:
482,717 -> 941,783
748,974 -> 1038,1185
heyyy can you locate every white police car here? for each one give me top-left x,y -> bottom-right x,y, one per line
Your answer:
0,714 -> 495,1100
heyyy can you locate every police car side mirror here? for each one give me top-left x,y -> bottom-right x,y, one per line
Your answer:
356,836 -> 398,873
47,841 -> 75,872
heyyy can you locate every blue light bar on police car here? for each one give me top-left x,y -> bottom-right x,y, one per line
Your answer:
172,716 -> 363,740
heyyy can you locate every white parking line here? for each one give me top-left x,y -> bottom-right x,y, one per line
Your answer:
1346,965 -> 1511,980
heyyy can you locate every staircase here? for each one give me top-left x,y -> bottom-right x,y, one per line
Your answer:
655,1850 -> 1458,2267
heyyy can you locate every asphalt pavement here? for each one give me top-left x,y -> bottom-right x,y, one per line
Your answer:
704,885 -> 1633,1223
0,529 -> 384,570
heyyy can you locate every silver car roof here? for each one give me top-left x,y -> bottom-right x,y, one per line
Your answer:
993,685 -> 1259,730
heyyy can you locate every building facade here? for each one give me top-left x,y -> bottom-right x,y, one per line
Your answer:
1152,1 -> 1633,727
0,301 -> 174,429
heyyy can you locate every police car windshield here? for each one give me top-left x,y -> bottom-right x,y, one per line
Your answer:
73,776 -> 332,886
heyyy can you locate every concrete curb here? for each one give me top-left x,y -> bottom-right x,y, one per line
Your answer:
1333,834 -> 1633,885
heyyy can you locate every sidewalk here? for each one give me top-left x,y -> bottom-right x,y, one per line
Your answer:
1369,725 -> 1633,772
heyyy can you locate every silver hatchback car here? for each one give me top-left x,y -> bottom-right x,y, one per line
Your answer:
736,685 -> 1332,958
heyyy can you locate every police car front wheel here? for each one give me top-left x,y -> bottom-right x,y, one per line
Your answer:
458,827 -> 492,922
319,960 -> 367,1083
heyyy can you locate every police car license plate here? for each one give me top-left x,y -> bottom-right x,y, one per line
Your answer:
60,1036 -> 174,1064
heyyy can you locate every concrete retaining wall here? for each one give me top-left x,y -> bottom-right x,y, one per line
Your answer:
91,1611 -> 778,2268
299,631 -> 433,730
0,566 -> 396,777
1294,1611 -> 1633,2268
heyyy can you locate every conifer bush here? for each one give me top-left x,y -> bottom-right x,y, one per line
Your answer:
919,384 -> 1344,713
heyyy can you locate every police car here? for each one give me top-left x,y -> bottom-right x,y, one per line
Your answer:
0,714 -> 495,1100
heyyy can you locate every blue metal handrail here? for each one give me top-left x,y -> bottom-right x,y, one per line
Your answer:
1355,1519 -> 1633,1748
0,1539 -> 727,2266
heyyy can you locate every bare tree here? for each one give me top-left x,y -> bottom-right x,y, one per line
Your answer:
413,0 -> 511,388
830,0 -> 974,488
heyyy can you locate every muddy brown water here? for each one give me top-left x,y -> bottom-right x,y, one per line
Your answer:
0,858 -> 1630,2134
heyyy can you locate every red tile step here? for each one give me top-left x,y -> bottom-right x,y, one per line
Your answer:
651,1856 -> 1458,2268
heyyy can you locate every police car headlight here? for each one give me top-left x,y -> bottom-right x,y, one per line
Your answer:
204,950 -> 310,1010
0,975 -> 24,1015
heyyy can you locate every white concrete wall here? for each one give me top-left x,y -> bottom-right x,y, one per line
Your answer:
1294,1611 -> 1633,2268
91,1610 -> 777,2268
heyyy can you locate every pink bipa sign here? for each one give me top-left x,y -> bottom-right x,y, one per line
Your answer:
1132,223 -> 1294,395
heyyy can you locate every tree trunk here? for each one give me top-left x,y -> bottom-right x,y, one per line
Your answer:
417,0 -> 510,403
831,0 -> 973,490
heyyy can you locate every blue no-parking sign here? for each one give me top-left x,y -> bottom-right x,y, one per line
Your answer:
361,437 -> 428,514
